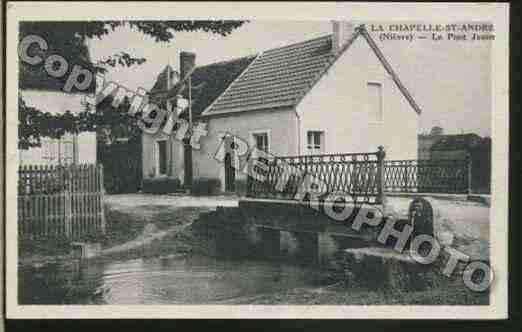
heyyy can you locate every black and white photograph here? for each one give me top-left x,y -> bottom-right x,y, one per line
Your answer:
4,2 -> 509,319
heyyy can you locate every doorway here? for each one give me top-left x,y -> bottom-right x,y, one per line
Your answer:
224,152 -> 235,192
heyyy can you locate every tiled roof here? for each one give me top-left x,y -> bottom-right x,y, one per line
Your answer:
149,56 -> 256,118
204,35 -> 335,115
202,25 -> 422,116
151,25 -> 421,118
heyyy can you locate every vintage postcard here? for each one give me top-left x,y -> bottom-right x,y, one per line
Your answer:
4,2 -> 509,319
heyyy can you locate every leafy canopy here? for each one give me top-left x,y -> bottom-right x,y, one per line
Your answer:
19,20 -> 247,149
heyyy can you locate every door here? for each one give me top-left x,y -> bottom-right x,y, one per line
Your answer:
99,139 -> 142,193
184,140 -> 193,187
157,140 -> 168,175
224,152 -> 235,192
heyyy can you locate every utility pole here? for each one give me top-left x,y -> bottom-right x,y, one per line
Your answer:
166,46 -> 173,177
188,75 -> 192,126
184,73 -> 193,191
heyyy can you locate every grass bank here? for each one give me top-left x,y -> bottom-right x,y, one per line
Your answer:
19,202 -> 211,263
226,282 -> 489,305
19,200 -> 489,306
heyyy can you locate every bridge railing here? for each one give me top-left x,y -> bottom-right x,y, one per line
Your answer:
246,146 -> 386,205
246,147 -> 472,203
384,158 -> 471,194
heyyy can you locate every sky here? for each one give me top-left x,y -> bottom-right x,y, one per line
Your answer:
88,21 -> 491,137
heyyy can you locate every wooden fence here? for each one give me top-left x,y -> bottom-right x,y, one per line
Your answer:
18,164 -> 106,240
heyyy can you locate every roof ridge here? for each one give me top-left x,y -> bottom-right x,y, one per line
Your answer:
202,34 -> 335,116
262,34 -> 332,54
192,36 -> 330,72
193,54 -> 257,70
152,36 -> 330,94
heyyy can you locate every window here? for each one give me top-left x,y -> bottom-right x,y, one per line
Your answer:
61,140 -> 74,165
42,137 -> 74,165
42,138 -> 57,162
367,82 -> 383,122
307,131 -> 324,155
156,140 -> 168,175
252,132 -> 269,153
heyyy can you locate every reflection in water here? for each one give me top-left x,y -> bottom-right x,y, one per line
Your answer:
20,254 -> 332,305
19,260 -> 106,304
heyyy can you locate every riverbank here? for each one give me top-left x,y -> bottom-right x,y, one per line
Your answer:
217,283 -> 488,305
19,194 -> 490,305
19,198 -> 218,265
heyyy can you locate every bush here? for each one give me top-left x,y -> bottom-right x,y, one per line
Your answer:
142,177 -> 181,194
191,178 -> 221,196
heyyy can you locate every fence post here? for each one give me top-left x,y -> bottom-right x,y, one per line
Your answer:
467,153 -> 472,195
99,164 -> 106,234
64,166 -> 72,238
246,155 -> 253,198
376,146 -> 386,205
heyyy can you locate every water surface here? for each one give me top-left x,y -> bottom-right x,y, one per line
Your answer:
20,253 -> 332,305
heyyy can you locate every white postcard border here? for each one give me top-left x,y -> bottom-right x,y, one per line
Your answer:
5,1 -> 509,319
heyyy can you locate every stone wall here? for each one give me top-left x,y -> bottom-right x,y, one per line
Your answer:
195,199 -> 386,268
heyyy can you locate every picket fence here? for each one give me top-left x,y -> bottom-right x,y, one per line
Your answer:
18,164 -> 106,240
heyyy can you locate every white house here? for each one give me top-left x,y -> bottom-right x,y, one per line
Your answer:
143,22 -> 421,193
18,60 -> 97,166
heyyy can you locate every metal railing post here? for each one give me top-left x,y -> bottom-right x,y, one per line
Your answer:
376,146 -> 386,205
246,154 -> 253,198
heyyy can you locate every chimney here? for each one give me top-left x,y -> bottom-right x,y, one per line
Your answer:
332,21 -> 357,54
180,51 -> 196,81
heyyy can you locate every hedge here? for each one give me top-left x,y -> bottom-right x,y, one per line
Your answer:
142,177 -> 181,194
191,178 -> 221,196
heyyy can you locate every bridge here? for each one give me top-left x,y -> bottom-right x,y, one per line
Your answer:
201,147 -> 480,289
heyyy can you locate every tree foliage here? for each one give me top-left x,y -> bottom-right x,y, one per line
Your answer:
18,20 -> 247,149
18,95 -> 143,150
20,21 -> 246,72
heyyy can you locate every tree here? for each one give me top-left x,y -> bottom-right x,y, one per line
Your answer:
18,94 -> 138,149
18,20 -> 247,149
19,21 -> 246,74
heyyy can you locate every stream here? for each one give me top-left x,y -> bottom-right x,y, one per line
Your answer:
19,239 -> 334,305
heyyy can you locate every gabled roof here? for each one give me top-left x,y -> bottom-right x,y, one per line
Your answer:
358,27 -> 422,115
149,65 -> 179,95
202,34 -> 335,115
149,55 -> 256,118
201,25 -> 422,117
